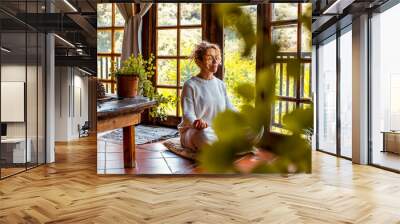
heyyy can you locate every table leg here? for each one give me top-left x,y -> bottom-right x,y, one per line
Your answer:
123,125 -> 135,168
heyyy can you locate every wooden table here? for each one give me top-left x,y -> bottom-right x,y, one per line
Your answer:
382,131 -> 400,154
97,96 -> 157,168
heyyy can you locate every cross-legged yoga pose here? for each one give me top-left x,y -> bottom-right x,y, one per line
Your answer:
178,41 -> 235,151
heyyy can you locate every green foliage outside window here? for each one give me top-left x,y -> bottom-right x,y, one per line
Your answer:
156,3 -> 202,117
224,5 -> 257,109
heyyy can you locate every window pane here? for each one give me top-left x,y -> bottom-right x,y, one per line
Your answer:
223,5 -> 257,109
276,63 -> 288,96
115,6 -> 125,26
97,56 -> 112,79
1,31 -> 27,177
157,29 -> 177,56
272,100 -> 296,127
157,88 -> 177,116
157,3 -> 177,26
288,76 -> 295,97
97,57 -> 102,79
301,103 -> 312,109
27,32 -> 38,169
272,25 -> 298,52
115,56 -> 122,69
178,90 -> 183,117
274,63 -> 296,98
370,6 -> 400,170
180,28 -> 202,56
272,3 -> 298,21
180,3 -> 201,25
301,3 -> 312,17
340,29 -> 352,158
317,37 -> 337,154
302,24 -> 312,53
180,59 -> 199,86
114,30 -> 124,54
301,63 -> 311,99
275,63 -> 281,95
97,4 -> 112,27
157,59 -> 177,86
97,31 -> 111,53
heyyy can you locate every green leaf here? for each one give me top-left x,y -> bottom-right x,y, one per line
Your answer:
235,82 -> 255,102
216,4 -> 256,57
287,59 -> 301,79
282,107 -> 313,133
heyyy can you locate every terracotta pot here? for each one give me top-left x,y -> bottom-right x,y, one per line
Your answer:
116,75 -> 139,98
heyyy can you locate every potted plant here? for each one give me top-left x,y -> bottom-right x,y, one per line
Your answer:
113,54 -> 174,121
114,54 -> 151,98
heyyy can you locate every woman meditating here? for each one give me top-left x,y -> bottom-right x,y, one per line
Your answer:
178,41 -> 235,151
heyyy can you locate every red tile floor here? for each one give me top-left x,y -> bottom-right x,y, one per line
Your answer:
97,132 -> 276,175
97,138 -> 201,175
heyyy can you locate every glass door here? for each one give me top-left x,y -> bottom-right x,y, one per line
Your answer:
317,35 -> 337,154
339,26 -> 352,158
370,3 -> 400,171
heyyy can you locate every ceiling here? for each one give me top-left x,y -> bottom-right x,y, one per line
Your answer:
0,0 -> 97,74
311,0 -> 390,43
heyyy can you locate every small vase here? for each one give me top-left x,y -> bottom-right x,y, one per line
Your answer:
116,75 -> 139,98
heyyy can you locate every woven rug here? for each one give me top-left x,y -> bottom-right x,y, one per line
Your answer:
99,125 -> 179,145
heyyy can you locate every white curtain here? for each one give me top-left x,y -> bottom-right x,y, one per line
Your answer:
117,3 -> 152,62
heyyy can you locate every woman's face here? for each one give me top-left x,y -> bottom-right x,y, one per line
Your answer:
198,48 -> 221,73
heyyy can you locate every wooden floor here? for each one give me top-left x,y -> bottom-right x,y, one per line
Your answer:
1,136 -> 400,223
372,150 -> 400,171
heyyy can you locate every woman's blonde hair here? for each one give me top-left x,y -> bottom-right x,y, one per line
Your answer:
190,41 -> 221,65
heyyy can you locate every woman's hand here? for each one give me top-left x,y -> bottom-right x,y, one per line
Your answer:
193,119 -> 208,130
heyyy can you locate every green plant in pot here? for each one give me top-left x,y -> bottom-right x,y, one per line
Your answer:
114,54 -> 148,98
114,54 -> 174,121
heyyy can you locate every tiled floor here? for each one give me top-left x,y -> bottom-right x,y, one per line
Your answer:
97,130 -> 277,175
97,138 -> 199,175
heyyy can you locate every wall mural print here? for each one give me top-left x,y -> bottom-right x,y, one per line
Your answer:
96,3 -> 313,175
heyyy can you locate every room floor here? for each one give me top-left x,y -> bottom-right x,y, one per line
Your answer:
2,136 -> 400,223
97,138 -> 199,174
97,132 -> 273,175
372,150 -> 400,171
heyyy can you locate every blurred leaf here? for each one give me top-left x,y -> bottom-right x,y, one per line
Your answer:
198,3 -> 313,174
282,107 -> 313,133
258,38 -> 281,67
212,110 -> 250,144
235,82 -> 255,102
300,4 -> 312,33
216,4 -> 256,57
198,141 -> 236,173
287,59 -> 301,79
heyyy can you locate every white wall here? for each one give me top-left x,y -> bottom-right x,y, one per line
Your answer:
54,67 -> 89,141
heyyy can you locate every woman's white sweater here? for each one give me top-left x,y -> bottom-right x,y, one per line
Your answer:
178,75 -> 235,133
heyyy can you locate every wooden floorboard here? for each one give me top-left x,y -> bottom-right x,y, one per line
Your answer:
0,136 -> 400,223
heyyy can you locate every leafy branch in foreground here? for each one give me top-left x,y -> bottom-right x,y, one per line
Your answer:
198,3 -> 313,173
